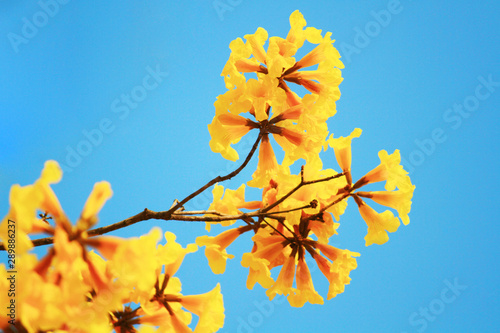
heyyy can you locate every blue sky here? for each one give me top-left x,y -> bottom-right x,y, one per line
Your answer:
1,1 -> 499,332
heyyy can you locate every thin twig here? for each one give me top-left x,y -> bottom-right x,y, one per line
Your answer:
264,204 -> 312,215
261,172 -> 344,213
305,192 -> 352,222
172,210 -> 224,216
165,133 -> 263,216
260,218 -> 292,241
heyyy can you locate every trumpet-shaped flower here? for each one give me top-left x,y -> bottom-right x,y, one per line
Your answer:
0,161 -> 65,254
196,225 -> 252,274
353,195 -> 401,246
327,128 -> 362,185
179,283 -> 225,333
288,256 -> 324,307
137,274 -> 224,333
353,149 -> 413,191
242,217 -> 359,307
357,187 -> 415,225
77,181 -> 113,231
266,251 -> 297,300
328,136 -> 414,244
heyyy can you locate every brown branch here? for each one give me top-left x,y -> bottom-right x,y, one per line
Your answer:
165,132 -> 263,216
0,200 -> 314,250
0,151 -> 345,251
322,192 -> 352,212
0,209 -> 159,249
264,203 -> 313,215
169,212 -> 255,222
172,210 -> 224,216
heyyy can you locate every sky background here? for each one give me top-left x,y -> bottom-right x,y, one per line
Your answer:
1,1 -> 499,332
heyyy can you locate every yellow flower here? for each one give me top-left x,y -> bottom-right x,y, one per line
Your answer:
241,250 -> 275,290
353,149 -> 413,191
0,160 -> 65,254
327,128 -> 362,185
244,220 -> 359,306
288,257 -> 324,307
0,161 -> 223,332
179,283 -> 225,333
211,10 -> 345,182
120,232 -> 222,332
312,244 -> 359,299
209,77 -> 314,173
139,276 -> 224,332
205,184 -> 260,231
223,10 -> 343,105
105,228 -> 163,295
157,231 -> 198,278
353,195 -> 400,246
328,140 -> 414,242
266,252 -> 296,300
77,181 -> 113,231
356,187 -> 415,225
266,156 -> 347,242
196,226 -> 252,274
247,133 -> 290,188
307,210 -> 340,245
136,281 -> 192,332
286,10 -> 324,49
208,109 -> 253,162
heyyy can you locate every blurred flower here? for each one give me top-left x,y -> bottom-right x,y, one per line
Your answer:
134,233 -> 224,333
0,161 -> 64,254
0,161 -> 224,332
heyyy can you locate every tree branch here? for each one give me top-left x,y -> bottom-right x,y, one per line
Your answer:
165,132 -> 263,216
0,151 -> 346,251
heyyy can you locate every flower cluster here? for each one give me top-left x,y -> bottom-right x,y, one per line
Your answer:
200,10 -> 415,306
209,11 -> 344,186
0,161 -> 224,333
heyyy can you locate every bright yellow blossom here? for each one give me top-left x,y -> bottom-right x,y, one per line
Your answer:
196,225 -> 252,274
328,132 -> 415,245
77,181 -> 113,231
288,257 -> 324,307
353,195 -> 401,246
327,128 -> 362,185
353,149 -> 413,191
357,187 -> 415,225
